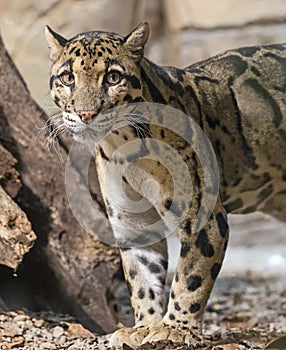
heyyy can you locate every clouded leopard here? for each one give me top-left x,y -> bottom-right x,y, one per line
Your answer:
45,22 -> 286,347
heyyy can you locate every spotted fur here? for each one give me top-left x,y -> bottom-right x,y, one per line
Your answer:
46,22 -> 286,347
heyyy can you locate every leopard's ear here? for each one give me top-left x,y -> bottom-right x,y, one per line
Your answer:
45,25 -> 67,61
123,22 -> 149,62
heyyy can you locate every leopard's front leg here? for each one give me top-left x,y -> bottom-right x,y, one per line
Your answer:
108,226 -> 168,347
95,151 -> 169,347
143,200 -> 229,345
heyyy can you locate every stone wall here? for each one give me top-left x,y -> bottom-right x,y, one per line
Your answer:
0,0 -> 285,110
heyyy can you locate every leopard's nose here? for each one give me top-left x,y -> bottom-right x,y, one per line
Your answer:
76,110 -> 96,123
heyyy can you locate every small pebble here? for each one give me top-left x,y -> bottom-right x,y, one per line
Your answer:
33,318 -> 45,327
41,342 -> 54,349
52,325 -> 64,338
14,315 -> 29,322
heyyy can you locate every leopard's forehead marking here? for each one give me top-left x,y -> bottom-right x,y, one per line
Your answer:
62,32 -> 124,72
67,32 -> 122,57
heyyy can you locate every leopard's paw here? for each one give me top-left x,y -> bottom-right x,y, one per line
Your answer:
106,322 -> 202,348
142,322 -> 202,346
107,326 -> 150,348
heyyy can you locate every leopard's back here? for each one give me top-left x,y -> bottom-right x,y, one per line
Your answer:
139,44 -> 286,217
186,44 -> 286,216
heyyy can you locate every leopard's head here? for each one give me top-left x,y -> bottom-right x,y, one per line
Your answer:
45,22 -> 149,139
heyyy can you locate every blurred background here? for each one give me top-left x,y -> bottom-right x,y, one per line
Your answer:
2,0 -> 286,112
0,0 -> 285,276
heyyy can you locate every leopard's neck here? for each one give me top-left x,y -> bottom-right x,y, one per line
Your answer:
139,58 -> 205,127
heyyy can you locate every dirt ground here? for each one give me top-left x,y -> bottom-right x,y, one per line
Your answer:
1,213 -> 285,350
0,273 -> 285,350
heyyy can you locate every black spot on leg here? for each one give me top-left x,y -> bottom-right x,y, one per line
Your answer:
129,269 -> 137,279
180,242 -> 191,258
138,313 -> 144,321
195,229 -> 214,257
170,290 -> 175,299
211,263 -> 221,280
216,212 -> 228,238
148,263 -> 161,273
189,303 -> 200,314
186,275 -> 202,291
139,256 -> 149,266
149,288 -> 155,300
148,308 -> 155,315
175,273 -> 179,282
174,302 -> 181,311
138,288 -> 145,299
158,276 -> 166,286
169,313 -> 176,320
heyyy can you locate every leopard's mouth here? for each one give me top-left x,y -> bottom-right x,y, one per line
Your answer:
62,112 -> 87,134
62,111 -> 116,146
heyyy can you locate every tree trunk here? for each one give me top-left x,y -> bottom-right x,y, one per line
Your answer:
0,34 -> 120,334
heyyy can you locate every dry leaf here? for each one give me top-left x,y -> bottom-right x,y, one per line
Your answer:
65,323 -> 94,340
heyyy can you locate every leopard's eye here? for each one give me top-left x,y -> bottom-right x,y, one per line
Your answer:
59,71 -> 75,86
105,70 -> 122,85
